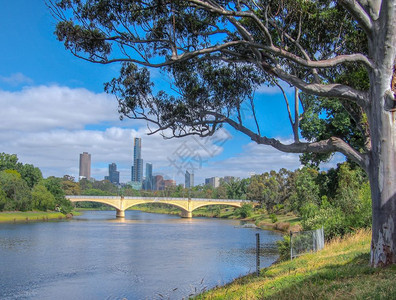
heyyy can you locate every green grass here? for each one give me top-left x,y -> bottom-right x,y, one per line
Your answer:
129,204 -> 180,215
195,230 -> 396,299
0,211 -> 79,223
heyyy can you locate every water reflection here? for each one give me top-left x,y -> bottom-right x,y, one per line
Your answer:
0,210 -> 281,299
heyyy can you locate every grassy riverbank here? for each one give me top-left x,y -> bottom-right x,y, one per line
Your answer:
0,211 -> 81,223
129,204 -> 301,232
195,229 -> 396,299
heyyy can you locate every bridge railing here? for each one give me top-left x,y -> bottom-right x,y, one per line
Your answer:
66,195 -> 120,199
66,195 -> 255,203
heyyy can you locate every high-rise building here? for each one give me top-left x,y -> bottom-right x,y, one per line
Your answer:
153,175 -> 164,191
205,177 -> 220,188
131,138 -> 143,183
163,179 -> 176,189
107,163 -> 120,185
185,170 -> 194,188
144,163 -> 153,190
79,152 -> 91,180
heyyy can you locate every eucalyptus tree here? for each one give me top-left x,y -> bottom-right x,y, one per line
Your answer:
48,0 -> 395,267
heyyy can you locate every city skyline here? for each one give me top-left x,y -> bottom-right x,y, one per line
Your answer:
0,1 -> 344,186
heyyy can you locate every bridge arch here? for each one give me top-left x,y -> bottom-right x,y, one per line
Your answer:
69,199 -> 120,210
123,201 -> 188,212
191,202 -> 242,212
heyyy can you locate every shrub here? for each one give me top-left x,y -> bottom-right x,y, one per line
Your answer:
276,235 -> 291,261
238,203 -> 253,218
269,213 -> 278,223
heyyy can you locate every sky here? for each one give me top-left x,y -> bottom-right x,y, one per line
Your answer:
0,1 -> 344,185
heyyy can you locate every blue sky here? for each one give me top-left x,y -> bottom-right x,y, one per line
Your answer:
0,1 -> 343,185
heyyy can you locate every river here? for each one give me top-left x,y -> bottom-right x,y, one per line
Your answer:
0,210 -> 281,299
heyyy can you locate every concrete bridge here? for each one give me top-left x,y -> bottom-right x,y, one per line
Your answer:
66,195 -> 253,218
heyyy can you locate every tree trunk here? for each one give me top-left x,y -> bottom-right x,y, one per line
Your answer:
367,1 -> 396,267
368,67 -> 396,267
368,109 -> 396,266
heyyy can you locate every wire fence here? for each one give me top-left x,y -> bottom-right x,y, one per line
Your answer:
290,227 -> 324,260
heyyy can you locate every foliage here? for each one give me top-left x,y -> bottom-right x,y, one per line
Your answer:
0,153 -> 43,188
226,178 -> 248,199
276,234 -> 291,261
43,176 -> 73,214
237,203 -> 253,218
0,187 -> 7,212
248,169 -> 294,212
289,167 -> 320,213
31,184 -> 56,211
300,163 -> 371,239
0,170 -> 32,211
269,213 -> 278,223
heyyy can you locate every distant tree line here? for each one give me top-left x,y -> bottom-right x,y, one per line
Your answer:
0,153 -> 73,213
62,161 -> 371,239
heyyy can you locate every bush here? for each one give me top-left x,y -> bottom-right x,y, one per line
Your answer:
276,235 -> 291,261
269,213 -> 278,223
238,203 -> 253,218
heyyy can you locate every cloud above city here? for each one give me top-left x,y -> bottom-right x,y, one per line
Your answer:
0,83 -> 335,185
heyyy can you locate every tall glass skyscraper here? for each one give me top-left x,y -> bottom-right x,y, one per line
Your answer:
144,163 -> 153,190
185,170 -> 194,188
108,163 -> 120,185
131,138 -> 143,183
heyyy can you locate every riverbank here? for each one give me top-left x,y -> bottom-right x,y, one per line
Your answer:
130,204 -> 301,233
0,211 -> 81,223
194,229 -> 396,299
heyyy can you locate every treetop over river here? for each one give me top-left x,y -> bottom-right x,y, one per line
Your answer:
48,0 -> 395,267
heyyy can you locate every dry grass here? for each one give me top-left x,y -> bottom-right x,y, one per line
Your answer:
194,229 -> 396,300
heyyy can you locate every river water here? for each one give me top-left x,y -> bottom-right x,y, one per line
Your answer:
0,210 -> 281,299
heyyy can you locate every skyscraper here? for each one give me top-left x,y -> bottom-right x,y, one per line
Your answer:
205,177 -> 220,188
185,170 -> 194,188
79,152 -> 91,180
108,163 -> 120,185
144,163 -> 153,190
131,138 -> 143,183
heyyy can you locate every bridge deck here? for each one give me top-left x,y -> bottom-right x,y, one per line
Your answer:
66,195 -> 255,218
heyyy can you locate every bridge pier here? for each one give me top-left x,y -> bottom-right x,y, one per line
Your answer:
116,209 -> 125,218
181,210 -> 192,218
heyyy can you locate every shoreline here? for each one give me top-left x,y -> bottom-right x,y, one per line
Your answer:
129,205 -> 301,233
0,211 -> 81,223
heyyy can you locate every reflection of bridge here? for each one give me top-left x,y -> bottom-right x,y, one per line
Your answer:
66,195 -> 253,218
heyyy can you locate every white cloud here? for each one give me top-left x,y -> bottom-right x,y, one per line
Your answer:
0,73 -> 33,86
256,80 -> 294,95
0,85 -> 121,131
0,85 -> 342,185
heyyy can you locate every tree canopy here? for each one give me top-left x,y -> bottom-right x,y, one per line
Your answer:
48,0 -> 396,267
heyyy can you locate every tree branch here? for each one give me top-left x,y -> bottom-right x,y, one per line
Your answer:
339,0 -> 374,35
221,114 -> 368,171
262,62 -> 370,107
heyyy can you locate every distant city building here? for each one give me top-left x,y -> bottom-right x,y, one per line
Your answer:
131,137 -> 143,188
127,181 -> 142,190
205,177 -> 220,188
185,170 -> 194,188
222,176 -> 236,184
153,175 -> 164,191
79,152 -> 91,180
106,163 -> 120,185
163,179 -> 176,189
144,163 -> 153,190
